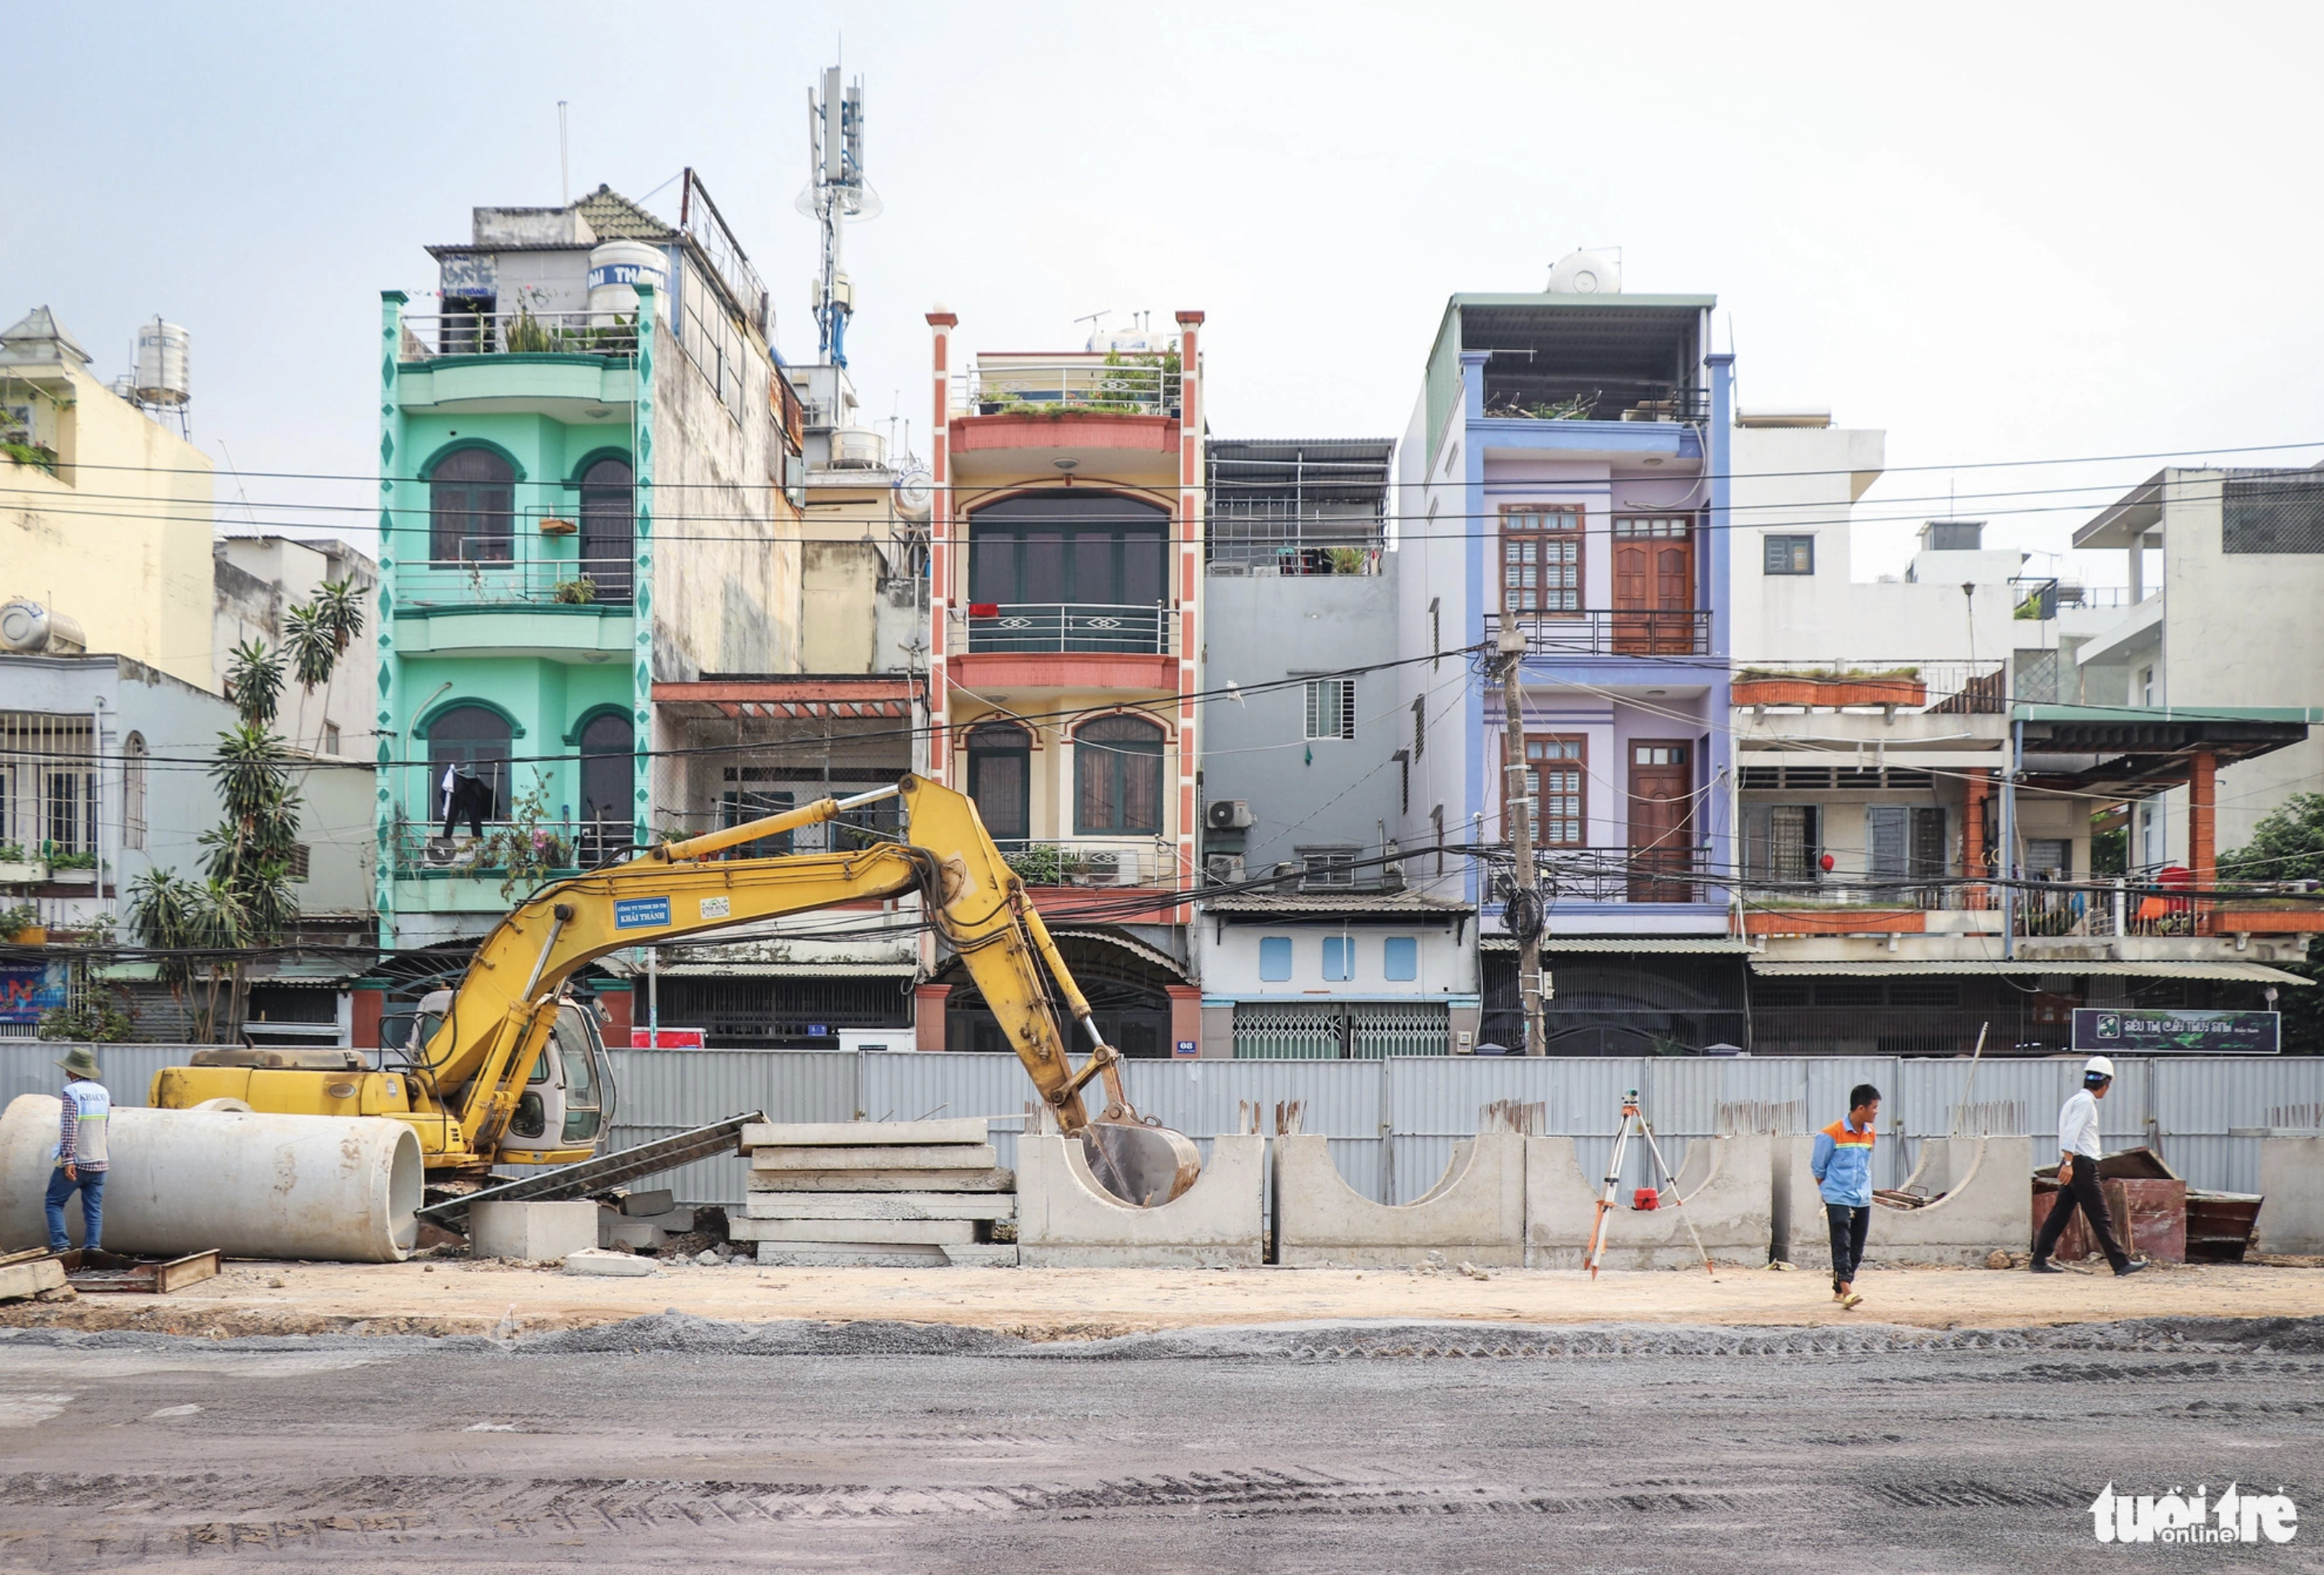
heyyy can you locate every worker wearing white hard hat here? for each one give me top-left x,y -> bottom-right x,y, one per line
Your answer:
2030,1055 -> 2147,1277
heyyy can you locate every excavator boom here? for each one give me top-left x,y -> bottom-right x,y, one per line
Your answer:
417,774 -> 1195,1200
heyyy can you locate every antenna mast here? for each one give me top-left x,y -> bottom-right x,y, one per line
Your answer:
799,66 -> 880,367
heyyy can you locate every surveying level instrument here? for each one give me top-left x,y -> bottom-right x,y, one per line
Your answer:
1584,1088 -> 1716,1280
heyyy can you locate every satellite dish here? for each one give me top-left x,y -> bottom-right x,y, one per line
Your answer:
1547,248 -> 1621,295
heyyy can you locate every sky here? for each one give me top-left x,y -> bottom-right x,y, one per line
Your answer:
8,1 -> 2322,586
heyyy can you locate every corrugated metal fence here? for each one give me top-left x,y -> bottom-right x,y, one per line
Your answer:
11,1045 -> 2318,1207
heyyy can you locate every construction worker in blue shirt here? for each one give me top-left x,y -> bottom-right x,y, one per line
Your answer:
45,1046 -> 110,1253
1811,1083 -> 1880,1310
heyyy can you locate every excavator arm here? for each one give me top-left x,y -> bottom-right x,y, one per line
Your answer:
417,773 -> 1198,1203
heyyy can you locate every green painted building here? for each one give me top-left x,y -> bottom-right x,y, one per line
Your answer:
372,185 -> 805,950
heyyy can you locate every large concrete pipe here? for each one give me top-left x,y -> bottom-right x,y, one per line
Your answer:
0,1096 -> 422,1263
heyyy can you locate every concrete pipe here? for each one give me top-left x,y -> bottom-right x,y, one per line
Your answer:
0,1095 -> 423,1264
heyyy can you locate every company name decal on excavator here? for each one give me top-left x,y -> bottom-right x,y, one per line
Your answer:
615,896 -> 671,930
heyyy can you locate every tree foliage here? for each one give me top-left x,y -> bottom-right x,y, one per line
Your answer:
224,637 -> 284,727
2219,793 -> 2324,1056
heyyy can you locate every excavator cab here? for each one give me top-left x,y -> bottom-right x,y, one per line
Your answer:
404,988 -> 610,1165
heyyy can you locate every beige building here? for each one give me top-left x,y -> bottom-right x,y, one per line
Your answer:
0,307 -> 213,689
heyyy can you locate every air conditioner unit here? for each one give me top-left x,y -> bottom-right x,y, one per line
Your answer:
1208,799 -> 1256,830
1204,853 -> 1245,885
1076,850 -> 1133,886
1271,861 -> 1302,894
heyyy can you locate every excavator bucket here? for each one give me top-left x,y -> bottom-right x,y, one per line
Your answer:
1079,1117 -> 1202,1208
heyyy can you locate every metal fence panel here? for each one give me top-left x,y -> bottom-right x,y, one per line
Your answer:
0,1044 -> 189,1110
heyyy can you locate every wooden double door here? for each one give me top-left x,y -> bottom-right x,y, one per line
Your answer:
1612,516 -> 1695,654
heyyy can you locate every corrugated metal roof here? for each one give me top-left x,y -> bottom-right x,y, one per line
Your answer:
1749,959 -> 2313,985
1051,929 -> 1190,982
1481,937 -> 1753,954
1202,891 -> 1473,917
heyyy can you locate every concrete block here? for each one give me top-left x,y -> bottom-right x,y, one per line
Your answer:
742,1193 -> 1015,1221
599,1215 -> 670,1251
470,1201 -> 598,1262
740,1119 -> 989,1148
563,1248 -> 658,1277
750,1144 -> 998,1172
620,1189 -> 675,1218
728,1217 -> 976,1245
754,1241 -> 951,1267
2255,1137 -> 2324,1255
1273,1132 -> 1526,1268
943,1243 -> 1019,1268
1774,1134 -> 2034,1269
746,1168 -> 1015,1192
1017,1133 -> 1265,1268
1525,1134 -> 1774,1270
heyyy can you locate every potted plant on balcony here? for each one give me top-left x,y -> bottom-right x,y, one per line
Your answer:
552,574 -> 599,605
1003,844 -> 1066,886
0,842 -> 47,886
2,900 -> 44,946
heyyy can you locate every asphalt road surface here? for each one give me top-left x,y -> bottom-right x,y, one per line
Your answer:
1,1316 -> 2318,1573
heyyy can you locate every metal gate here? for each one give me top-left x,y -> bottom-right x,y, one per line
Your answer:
1349,1003 -> 1449,1059
1232,1004 -> 1341,1059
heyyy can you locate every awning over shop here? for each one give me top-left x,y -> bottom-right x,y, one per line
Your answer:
1481,936 -> 1753,954
650,675 -> 917,721
1749,959 -> 2311,986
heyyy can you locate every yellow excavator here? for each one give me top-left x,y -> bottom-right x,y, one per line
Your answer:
151,774 -> 1202,1205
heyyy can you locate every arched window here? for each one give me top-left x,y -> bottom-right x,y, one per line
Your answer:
578,455 -> 634,601
578,712 -> 634,863
427,705 -> 512,829
122,732 -> 147,850
964,722 -> 1031,843
1073,715 -> 1165,835
429,449 -> 515,565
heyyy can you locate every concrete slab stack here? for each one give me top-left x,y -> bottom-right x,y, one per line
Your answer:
731,1119 -> 1018,1267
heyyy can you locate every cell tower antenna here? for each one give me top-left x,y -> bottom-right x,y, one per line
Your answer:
796,65 -> 880,367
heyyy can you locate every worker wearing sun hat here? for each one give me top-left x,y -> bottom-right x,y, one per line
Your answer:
2030,1055 -> 2146,1277
44,1046 -> 110,1254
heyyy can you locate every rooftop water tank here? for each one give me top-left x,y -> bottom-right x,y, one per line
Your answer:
587,240 -> 669,324
133,319 -> 191,406
892,466 -> 934,522
0,600 -> 88,655
831,427 -> 886,470
1547,249 -> 1621,295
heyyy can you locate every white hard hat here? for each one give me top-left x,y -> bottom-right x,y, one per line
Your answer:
2083,1055 -> 2117,1082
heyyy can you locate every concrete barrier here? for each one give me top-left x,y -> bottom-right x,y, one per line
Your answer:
1015,1133 -> 1265,1267
1774,1134 -> 2034,1269
1273,1132 -> 1526,1268
1525,1134 -> 1774,1270
2256,1137 -> 2324,1255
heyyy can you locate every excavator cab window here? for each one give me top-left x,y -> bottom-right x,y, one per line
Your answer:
550,1004 -> 604,1143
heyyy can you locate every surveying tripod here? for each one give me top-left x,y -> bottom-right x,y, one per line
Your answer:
1584,1088 -> 1716,1280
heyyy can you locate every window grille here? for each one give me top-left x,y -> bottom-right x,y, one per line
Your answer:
1762,534 -> 1815,574
1305,678 -> 1355,741
2224,471 -> 2324,554
1298,848 -> 1356,890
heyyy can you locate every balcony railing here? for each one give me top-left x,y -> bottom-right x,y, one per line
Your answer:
955,602 -> 1176,656
1519,846 -> 1715,904
997,837 -> 1180,890
1207,509 -> 1386,576
951,358 -> 1180,419
399,311 -> 638,361
1486,609 -> 1712,658
391,818 -> 635,879
1480,384 -> 1710,424
396,552 -> 635,610
1740,876 -> 2324,939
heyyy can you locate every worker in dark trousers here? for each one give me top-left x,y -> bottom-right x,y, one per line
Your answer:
2032,1055 -> 2148,1277
1811,1083 -> 1879,1310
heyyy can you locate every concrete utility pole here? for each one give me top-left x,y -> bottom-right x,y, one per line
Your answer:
1497,579 -> 1547,1056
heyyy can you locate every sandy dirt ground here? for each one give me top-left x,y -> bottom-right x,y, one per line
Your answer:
3,1254 -> 2320,1340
